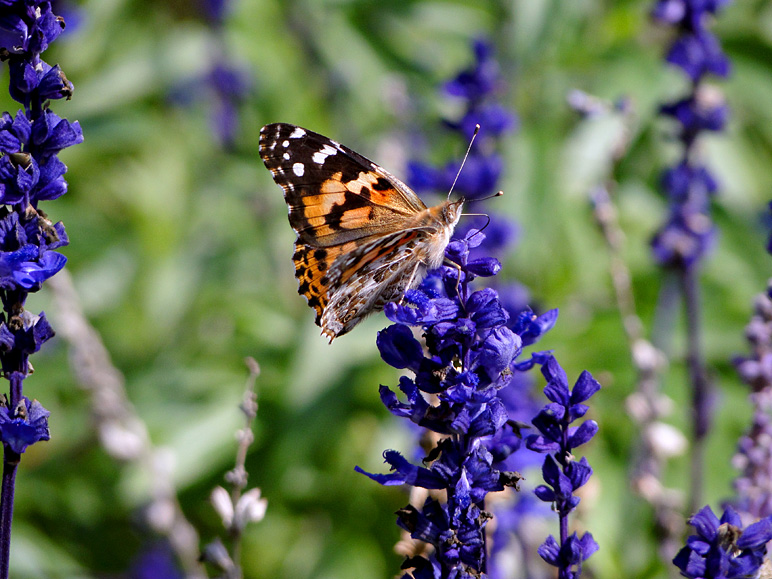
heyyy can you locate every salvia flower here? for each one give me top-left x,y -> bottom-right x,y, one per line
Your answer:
169,0 -> 252,148
0,0 -> 80,419
673,505 -> 772,579
650,1 -> 731,270
731,282 -> 772,520
0,396 -> 49,454
526,355 -> 600,578
407,39 -> 522,378
357,228 -> 584,577
408,38 -> 517,206
0,1 -> 81,574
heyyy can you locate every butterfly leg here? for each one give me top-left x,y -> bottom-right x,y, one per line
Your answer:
443,258 -> 463,299
398,262 -> 422,306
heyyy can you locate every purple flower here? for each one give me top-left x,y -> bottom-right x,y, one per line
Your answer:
129,541 -> 184,579
408,39 -> 516,203
527,356 -> 601,577
660,94 -> 729,145
666,30 -> 731,80
366,38 -> 572,578
651,205 -> 716,269
169,1 -> 252,148
0,3 -> 64,57
0,309 -> 54,358
661,161 -> 719,204
538,532 -> 599,579
0,2 -> 80,570
0,396 -> 49,454
0,109 -> 82,206
673,506 -> 772,579
200,0 -> 232,25
651,0 -> 731,271
444,38 -> 501,102
358,232 -> 541,575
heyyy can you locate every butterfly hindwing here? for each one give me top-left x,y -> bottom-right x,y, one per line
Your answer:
321,229 -> 425,338
291,241 -> 349,326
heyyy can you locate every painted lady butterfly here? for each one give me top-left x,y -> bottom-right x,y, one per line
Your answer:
259,123 -> 463,342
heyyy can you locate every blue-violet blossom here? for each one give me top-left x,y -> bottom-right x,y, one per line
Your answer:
525,355 -> 600,579
650,0 -> 731,269
407,39 -> 518,259
0,1 -> 82,575
169,0 -> 251,149
673,505 -> 772,579
357,228 -> 575,578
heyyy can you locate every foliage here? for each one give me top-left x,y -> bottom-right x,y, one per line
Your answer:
1,1 -> 771,578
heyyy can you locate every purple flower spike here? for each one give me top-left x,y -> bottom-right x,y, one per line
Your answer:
527,355 -> 600,577
0,2 -> 80,573
361,215 -> 555,574
650,0 -> 731,271
360,37 -> 597,579
359,192 -> 592,576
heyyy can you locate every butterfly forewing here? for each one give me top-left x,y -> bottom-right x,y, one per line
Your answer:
259,124 -> 426,246
259,123 -> 463,341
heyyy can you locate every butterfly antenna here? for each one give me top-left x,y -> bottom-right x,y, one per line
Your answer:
447,124 -> 481,201
461,190 -> 504,239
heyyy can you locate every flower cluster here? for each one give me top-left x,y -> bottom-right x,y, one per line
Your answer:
0,0 -> 80,443
525,355 -> 600,578
408,39 -> 516,203
0,1 -> 81,575
170,0 -> 251,148
673,505 -> 772,578
357,229 -> 564,577
408,39 -> 518,260
731,282 -> 772,519
650,0 -> 731,269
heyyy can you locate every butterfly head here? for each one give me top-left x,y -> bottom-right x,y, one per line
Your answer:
441,198 -> 465,228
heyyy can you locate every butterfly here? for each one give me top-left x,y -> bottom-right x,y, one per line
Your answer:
259,123 -> 464,342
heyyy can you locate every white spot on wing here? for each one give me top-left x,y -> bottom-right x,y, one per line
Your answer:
312,144 -> 338,165
289,127 -> 306,139
282,140 -> 290,148
293,163 -> 305,177
283,152 -> 290,160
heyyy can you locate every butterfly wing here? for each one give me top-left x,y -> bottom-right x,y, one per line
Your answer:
321,229 -> 426,340
259,123 -> 426,247
260,123 -> 435,339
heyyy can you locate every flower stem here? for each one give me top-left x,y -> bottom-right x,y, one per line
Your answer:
0,447 -> 19,579
680,267 -> 711,513
0,337 -> 28,579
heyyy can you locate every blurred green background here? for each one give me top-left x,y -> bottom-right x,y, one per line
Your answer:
5,0 -> 772,577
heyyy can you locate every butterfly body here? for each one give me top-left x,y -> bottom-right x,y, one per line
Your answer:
259,123 -> 463,341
